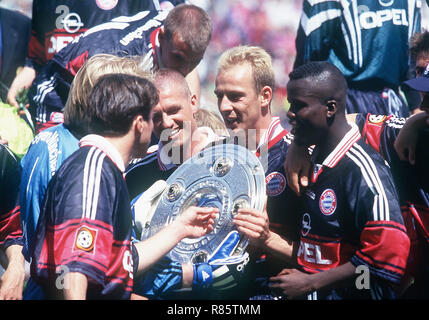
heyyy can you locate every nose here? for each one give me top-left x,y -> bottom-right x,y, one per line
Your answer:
161,113 -> 175,130
287,110 -> 296,125
218,95 -> 233,114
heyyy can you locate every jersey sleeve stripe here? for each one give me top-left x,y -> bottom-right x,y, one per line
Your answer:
82,148 -> 106,221
300,9 -> 342,36
347,145 -> 389,221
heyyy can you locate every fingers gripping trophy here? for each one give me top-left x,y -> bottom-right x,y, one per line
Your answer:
133,142 -> 266,292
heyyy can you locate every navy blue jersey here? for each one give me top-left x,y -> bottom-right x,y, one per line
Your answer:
0,144 -> 23,248
26,0 -> 165,70
29,9 -> 167,130
31,135 -> 136,299
355,113 -> 429,288
292,124 -> 409,299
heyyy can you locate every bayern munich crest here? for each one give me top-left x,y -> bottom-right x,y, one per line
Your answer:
319,189 -> 337,216
265,172 -> 286,196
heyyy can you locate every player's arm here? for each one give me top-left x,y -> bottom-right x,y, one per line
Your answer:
284,141 -> 312,196
134,206 -> 218,275
394,110 -> 429,165
7,66 -> 36,109
269,262 -> 357,299
233,199 -> 299,266
0,244 -> 25,300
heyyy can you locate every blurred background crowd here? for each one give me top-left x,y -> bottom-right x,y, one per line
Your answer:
2,0 -> 429,121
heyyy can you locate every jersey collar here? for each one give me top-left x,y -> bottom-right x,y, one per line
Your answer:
255,116 -> 288,157
317,123 -> 361,169
79,134 -> 126,173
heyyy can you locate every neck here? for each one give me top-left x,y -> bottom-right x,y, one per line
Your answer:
105,134 -> 134,168
314,118 -> 351,163
247,114 -> 273,151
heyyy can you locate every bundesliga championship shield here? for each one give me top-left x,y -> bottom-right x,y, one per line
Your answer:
140,143 -> 266,264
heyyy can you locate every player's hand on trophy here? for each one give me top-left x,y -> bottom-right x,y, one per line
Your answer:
192,230 -> 249,290
175,206 -> 219,239
233,196 -> 271,248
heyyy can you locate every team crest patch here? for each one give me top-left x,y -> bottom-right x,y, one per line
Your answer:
96,0 -> 118,10
74,226 -> 97,253
368,114 -> 386,124
319,189 -> 337,216
265,172 -> 286,196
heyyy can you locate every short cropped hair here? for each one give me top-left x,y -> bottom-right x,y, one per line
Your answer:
217,45 -> 275,94
63,54 -> 152,137
410,31 -> 429,61
164,4 -> 212,56
86,74 -> 159,137
154,68 -> 191,99
289,61 -> 348,109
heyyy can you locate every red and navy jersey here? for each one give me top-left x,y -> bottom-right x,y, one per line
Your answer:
293,124 -> 409,297
29,9 -> 168,130
258,118 -> 297,239
355,113 -> 429,281
26,0 -> 164,71
51,9 -> 168,76
31,135 -> 136,299
0,144 -> 23,248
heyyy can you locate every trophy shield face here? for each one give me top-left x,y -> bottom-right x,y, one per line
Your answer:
140,143 -> 266,264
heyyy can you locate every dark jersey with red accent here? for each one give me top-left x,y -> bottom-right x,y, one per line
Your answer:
26,0 -> 164,71
0,144 -> 23,248
29,9 -> 168,130
355,113 -> 429,285
293,124 -> 409,299
31,135 -> 136,299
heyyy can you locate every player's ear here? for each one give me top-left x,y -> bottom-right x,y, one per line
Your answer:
158,26 -> 166,41
326,100 -> 337,118
260,86 -> 272,109
134,115 -> 145,134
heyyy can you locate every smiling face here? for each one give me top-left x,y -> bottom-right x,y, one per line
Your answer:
152,83 -> 197,151
214,62 -> 263,134
286,78 -> 330,147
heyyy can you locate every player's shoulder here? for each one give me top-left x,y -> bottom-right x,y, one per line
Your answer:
126,148 -> 158,175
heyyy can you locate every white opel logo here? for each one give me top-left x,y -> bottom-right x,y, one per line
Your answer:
62,13 -> 84,33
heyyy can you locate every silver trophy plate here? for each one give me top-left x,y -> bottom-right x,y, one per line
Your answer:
140,143 -> 266,264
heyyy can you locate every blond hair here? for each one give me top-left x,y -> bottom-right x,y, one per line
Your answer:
194,108 -> 228,137
217,45 -> 275,94
63,54 -> 153,135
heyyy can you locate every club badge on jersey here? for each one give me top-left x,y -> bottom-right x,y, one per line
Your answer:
265,172 -> 286,197
319,189 -> 337,216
